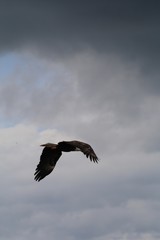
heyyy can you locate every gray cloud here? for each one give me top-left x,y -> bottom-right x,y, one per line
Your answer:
0,52 -> 155,132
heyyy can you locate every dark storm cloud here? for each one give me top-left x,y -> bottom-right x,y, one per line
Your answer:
0,0 -> 160,64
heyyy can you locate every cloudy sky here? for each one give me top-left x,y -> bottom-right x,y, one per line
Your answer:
0,0 -> 160,239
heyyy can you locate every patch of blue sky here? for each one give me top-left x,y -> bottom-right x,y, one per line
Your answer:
0,52 -> 38,80
0,53 -> 20,81
0,115 -> 19,128
0,52 -> 69,88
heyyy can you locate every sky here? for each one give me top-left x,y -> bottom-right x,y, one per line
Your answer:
0,0 -> 160,239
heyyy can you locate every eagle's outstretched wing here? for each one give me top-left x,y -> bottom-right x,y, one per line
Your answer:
34,145 -> 62,181
62,140 -> 99,163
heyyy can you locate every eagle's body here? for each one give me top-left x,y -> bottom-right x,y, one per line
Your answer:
34,140 -> 99,181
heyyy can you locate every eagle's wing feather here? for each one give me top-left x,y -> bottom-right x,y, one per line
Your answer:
66,140 -> 99,163
34,146 -> 62,181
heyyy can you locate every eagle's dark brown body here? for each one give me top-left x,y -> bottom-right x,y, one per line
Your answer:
34,140 -> 99,181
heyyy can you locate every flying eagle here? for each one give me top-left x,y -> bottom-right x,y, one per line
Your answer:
34,140 -> 99,181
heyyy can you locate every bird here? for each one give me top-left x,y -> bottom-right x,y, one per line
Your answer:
34,140 -> 99,181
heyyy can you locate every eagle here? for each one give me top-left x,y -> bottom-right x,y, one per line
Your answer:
34,140 -> 99,181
